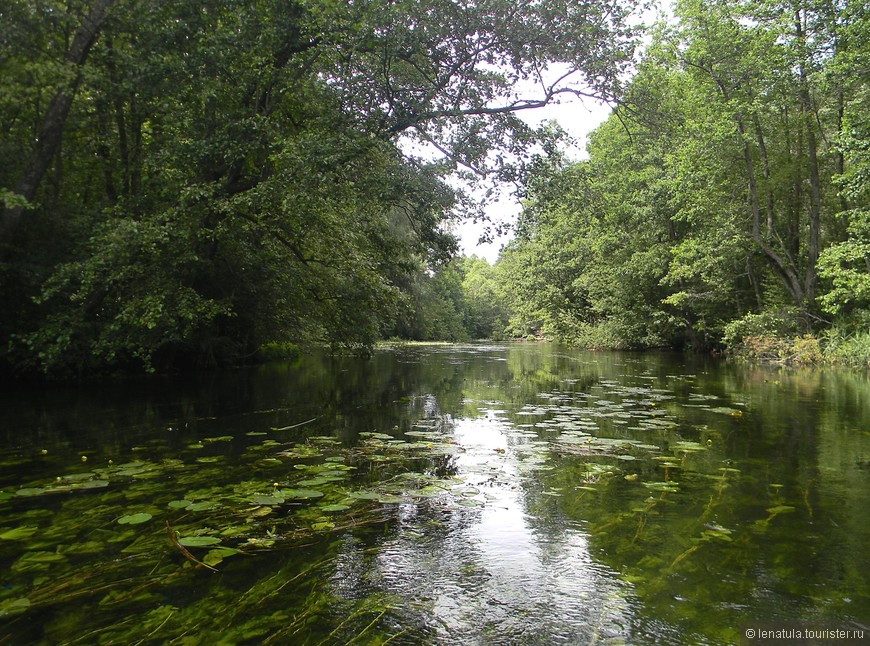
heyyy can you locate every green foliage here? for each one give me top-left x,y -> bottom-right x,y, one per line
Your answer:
824,328 -> 870,368
498,0 -> 870,353
721,308 -> 807,350
0,0 -> 637,376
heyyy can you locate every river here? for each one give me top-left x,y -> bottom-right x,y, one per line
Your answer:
1,343 -> 868,644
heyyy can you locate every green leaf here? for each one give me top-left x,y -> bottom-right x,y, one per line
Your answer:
16,488 -> 46,497
250,495 -> 284,505
276,489 -> 324,500
310,521 -> 335,531
177,535 -> 222,547
0,526 -> 39,541
186,501 -> 219,511
117,513 -> 153,525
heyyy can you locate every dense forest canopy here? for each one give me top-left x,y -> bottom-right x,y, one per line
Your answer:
2,0 -> 868,378
0,0 -> 638,376
497,0 -> 870,361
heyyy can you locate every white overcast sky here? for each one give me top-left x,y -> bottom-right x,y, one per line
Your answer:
454,96 -> 614,263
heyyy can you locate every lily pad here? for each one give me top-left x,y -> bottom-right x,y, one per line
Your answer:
319,504 -> 352,512
347,491 -> 381,500
168,499 -> 193,509
117,513 -> 153,525
203,547 -> 242,566
250,495 -> 285,505
177,535 -> 222,547
311,521 -> 335,531
276,488 -> 324,500
16,488 -> 47,497
75,480 -> 110,490
296,477 -> 341,487
60,471 -> 96,482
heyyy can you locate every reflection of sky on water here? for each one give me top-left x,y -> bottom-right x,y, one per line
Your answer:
332,408 -> 636,644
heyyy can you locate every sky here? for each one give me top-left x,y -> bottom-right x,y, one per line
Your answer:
453,96 -> 614,263
452,0 -> 671,264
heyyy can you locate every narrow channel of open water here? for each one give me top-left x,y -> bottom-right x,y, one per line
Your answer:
0,343 -> 868,644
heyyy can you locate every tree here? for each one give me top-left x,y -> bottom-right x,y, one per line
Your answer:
499,0 -> 869,349
0,0 -> 640,375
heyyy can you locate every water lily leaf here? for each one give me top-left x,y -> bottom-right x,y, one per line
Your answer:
319,504 -> 351,512
643,481 -> 680,492
406,486 -> 442,498
248,507 -> 273,518
279,446 -> 322,458
168,499 -> 192,509
296,476 -> 343,486
16,488 -> 46,497
75,480 -> 110,489
347,491 -> 381,500
276,488 -> 324,500
250,495 -> 285,505
60,471 -> 96,482
177,535 -> 222,547
311,521 -> 335,531
203,547 -> 241,566
117,513 -> 152,525
708,407 -> 741,415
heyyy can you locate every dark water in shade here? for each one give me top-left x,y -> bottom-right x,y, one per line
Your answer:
1,343 -> 869,644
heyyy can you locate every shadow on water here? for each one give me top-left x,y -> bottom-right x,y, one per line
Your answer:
0,344 -> 869,643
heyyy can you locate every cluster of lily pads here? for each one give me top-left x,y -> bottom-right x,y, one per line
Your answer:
489,382 -> 738,497
0,415 -> 498,624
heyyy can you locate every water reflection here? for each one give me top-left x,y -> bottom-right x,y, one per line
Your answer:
331,412 -> 636,644
1,344 -> 868,644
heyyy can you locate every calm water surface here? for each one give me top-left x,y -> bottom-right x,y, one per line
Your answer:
1,344 -> 869,644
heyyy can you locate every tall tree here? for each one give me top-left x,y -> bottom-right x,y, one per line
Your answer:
0,0 -> 639,376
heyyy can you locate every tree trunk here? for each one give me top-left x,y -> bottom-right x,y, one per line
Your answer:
795,9 -> 822,306
0,0 -> 115,243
